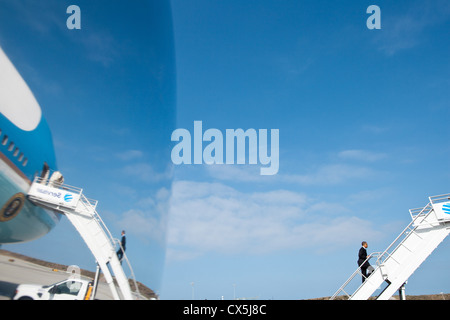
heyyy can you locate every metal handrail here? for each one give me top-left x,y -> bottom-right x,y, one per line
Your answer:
330,252 -> 380,300
375,204 -> 436,267
113,238 -> 141,298
78,194 -> 141,299
429,193 -> 450,204
331,201 -> 436,300
79,194 -> 115,245
33,176 -> 83,195
409,203 -> 432,220
28,176 -> 142,299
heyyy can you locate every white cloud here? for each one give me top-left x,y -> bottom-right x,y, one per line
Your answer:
5,0 -> 63,36
116,149 -> 144,161
206,165 -> 263,182
117,209 -> 165,244
166,180 -> 382,262
165,147 -> 390,261
283,164 -> 375,185
114,186 -> 171,245
199,148 -> 383,186
338,149 -> 387,162
122,162 -> 173,183
78,31 -> 120,67
203,161 -> 376,187
361,124 -> 389,135
375,1 -> 450,56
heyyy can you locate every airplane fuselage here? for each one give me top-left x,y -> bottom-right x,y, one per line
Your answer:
0,47 -> 60,244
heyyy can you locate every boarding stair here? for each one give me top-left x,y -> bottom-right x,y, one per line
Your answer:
331,193 -> 450,300
27,176 -> 141,300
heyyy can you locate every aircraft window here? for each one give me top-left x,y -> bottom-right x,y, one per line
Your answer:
0,133 -> 27,165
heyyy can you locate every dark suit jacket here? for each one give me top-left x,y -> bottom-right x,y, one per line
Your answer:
121,235 -> 126,251
358,247 -> 370,268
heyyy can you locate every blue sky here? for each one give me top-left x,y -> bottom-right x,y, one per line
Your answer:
1,0 -> 450,300
163,0 -> 450,299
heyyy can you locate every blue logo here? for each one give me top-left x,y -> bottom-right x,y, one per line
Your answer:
443,204 -> 450,215
64,194 -> 73,202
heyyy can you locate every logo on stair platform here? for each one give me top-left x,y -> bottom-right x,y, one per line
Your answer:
29,184 -> 80,208
443,204 -> 450,215
64,193 -> 73,202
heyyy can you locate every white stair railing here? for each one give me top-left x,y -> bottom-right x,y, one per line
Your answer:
331,193 -> 450,300
27,177 -> 141,300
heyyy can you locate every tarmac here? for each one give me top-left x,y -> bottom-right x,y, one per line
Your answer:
0,253 -> 115,300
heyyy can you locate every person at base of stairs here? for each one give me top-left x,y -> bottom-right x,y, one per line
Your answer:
357,241 -> 371,283
116,230 -> 126,263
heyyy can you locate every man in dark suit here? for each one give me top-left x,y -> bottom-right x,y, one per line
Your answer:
117,230 -> 126,263
358,241 -> 371,283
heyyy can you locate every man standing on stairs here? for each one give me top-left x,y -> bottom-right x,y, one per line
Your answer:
358,241 -> 371,283
117,230 -> 126,263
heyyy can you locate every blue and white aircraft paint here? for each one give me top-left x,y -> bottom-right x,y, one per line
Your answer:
0,46 -> 61,244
